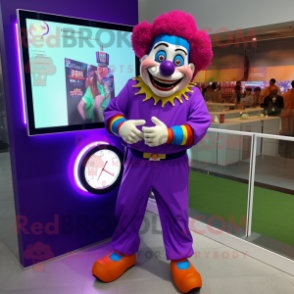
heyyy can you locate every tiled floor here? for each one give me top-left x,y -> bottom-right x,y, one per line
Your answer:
0,211 -> 294,294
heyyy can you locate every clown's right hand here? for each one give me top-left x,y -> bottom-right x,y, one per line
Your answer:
119,120 -> 146,144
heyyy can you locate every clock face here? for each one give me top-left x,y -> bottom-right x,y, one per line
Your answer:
79,145 -> 123,194
85,149 -> 121,189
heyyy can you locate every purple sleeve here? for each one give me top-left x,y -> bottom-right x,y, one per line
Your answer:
103,79 -> 131,134
187,88 -> 211,146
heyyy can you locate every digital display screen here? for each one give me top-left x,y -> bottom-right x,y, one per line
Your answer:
245,81 -> 292,94
18,10 -> 138,135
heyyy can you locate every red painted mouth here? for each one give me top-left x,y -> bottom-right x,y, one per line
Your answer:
153,76 -> 179,83
148,71 -> 182,92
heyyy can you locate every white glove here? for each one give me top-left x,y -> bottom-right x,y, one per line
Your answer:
119,119 -> 146,144
142,117 -> 168,147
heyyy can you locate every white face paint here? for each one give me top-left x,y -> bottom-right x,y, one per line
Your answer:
140,41 -> 195,97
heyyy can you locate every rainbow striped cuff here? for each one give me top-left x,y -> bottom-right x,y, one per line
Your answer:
108,115 -> 127,136
167,124 -> 194,145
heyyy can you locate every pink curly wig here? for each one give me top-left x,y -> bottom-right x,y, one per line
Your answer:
131,10 -> 213,80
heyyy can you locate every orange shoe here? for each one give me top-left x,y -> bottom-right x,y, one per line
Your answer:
92,251 -> 136,282
171,259 -> 202,293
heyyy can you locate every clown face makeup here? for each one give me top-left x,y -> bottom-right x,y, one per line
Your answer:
140,35 -> 195,98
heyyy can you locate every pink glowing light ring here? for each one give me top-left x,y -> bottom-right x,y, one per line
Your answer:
73,141 -> 109,192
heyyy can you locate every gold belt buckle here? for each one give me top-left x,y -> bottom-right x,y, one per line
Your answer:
143,153 -> 166,161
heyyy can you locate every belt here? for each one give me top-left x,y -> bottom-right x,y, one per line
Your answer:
129,148 -> 186,161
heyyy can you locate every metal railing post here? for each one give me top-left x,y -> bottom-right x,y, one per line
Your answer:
246,134 -> 257,237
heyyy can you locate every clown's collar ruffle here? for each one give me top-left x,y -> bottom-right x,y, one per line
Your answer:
132,76 -> 193,108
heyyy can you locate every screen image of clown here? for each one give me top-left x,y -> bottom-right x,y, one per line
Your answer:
65,59 -> 112,124
98,66 -> 115,106
65,59 -> 88,125
96,50 -> 116,110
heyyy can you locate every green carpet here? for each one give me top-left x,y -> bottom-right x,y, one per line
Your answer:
189,171 -> 294,247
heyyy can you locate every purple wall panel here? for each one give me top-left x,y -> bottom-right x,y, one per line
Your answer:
0,0 -> 138,267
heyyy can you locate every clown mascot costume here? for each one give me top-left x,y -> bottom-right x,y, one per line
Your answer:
92,11 -> 213,293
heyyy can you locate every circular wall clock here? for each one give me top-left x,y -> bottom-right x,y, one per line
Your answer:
79,144 -> 124,195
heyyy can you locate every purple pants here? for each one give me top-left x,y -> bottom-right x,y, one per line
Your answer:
112,151 -> 194,260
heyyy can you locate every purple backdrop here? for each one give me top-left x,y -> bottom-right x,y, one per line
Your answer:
0,0 -> 138,267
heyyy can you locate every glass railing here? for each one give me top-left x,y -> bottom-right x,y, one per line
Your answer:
188,128 -> 253,239
187,127 -> 294,261
249,133 -> 294,260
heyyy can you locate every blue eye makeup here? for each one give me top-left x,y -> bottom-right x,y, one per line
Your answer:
155,50 -> 166,63
173,55 -> 184,67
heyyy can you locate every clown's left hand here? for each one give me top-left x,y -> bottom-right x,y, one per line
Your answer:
142,117 -> 168,147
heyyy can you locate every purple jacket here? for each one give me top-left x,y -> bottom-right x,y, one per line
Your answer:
104,78 -> 211,154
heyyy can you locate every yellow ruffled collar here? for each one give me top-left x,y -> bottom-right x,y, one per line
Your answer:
132,76 -> 193,107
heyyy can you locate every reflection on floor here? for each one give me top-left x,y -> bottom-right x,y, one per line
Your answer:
0,151 -> 19,260
0,141 -> 9,153
0,211 -> 293,294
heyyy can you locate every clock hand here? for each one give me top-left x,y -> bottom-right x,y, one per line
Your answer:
97,161 -> 108,182
103,169 -> 114,176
